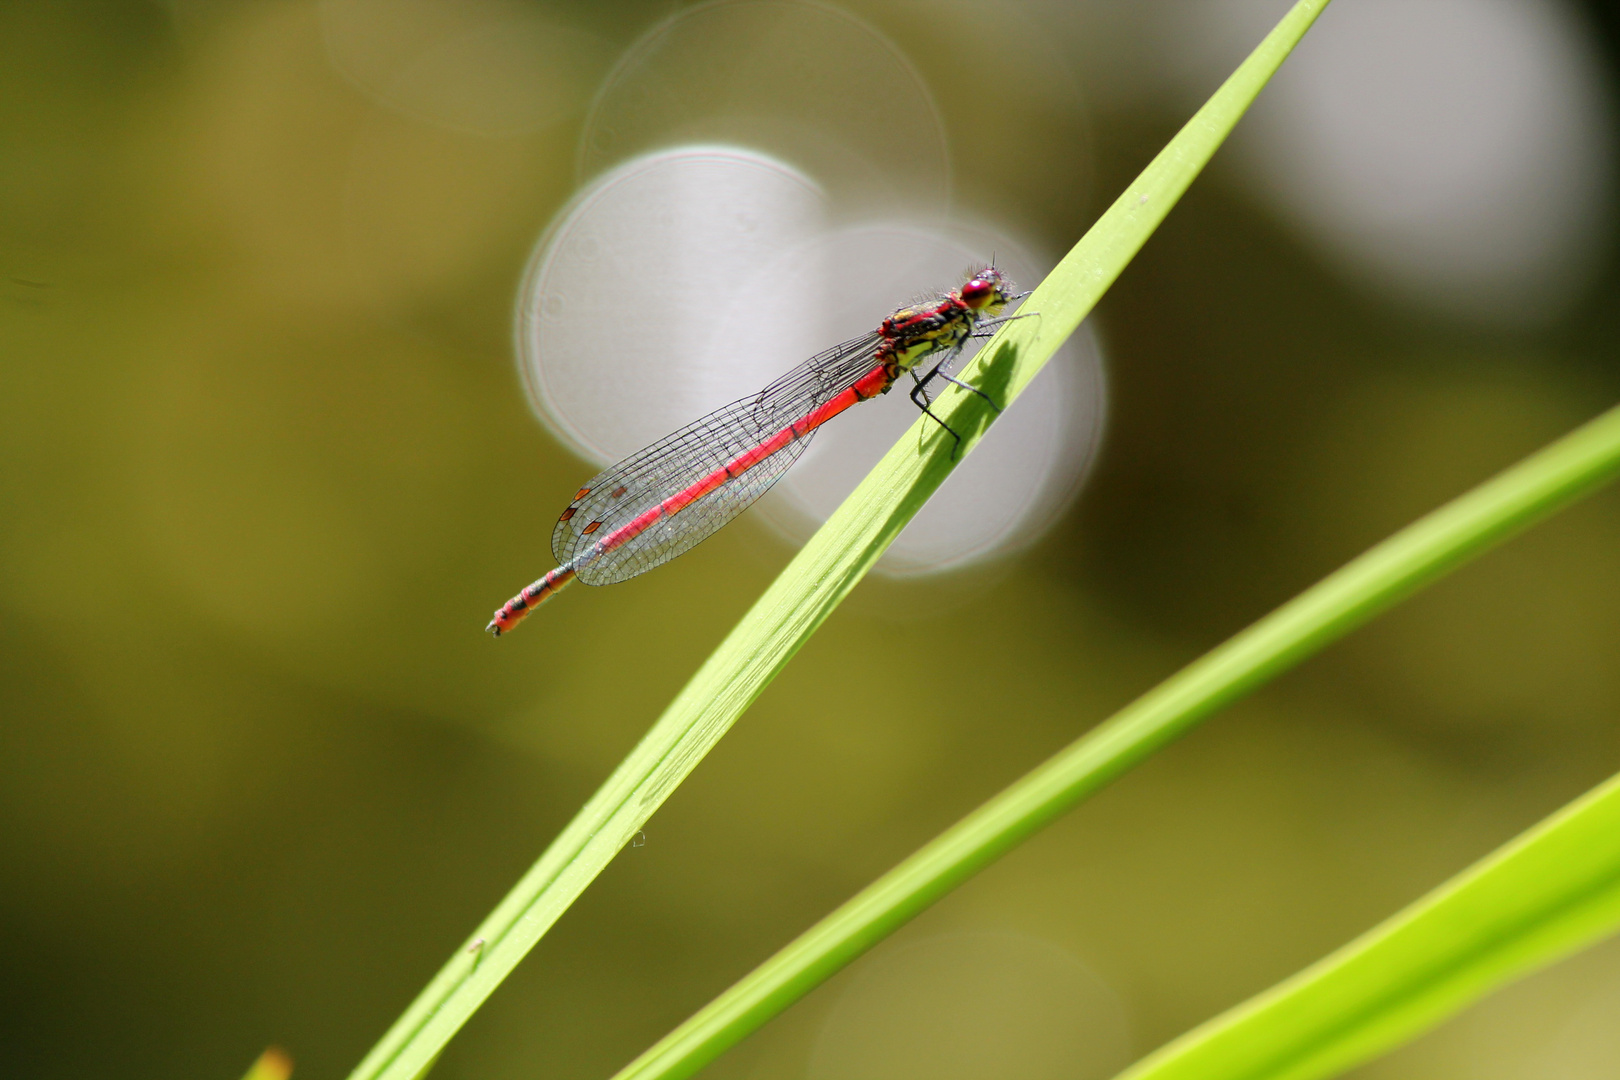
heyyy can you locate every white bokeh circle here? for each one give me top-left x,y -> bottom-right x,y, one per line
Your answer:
1232,0 -> 1615,325
518,147 -> 830,462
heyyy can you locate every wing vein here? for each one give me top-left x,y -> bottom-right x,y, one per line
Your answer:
551,331 -> 885,585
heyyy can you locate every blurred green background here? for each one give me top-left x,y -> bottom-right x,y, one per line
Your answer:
5,2 -> 1620,1079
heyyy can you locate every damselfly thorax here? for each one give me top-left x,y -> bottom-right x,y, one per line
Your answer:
875,277 -> 1010,384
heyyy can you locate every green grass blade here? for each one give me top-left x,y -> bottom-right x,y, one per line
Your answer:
346,2 -> 1329,1078
606,408 -> 1620,1080
1119,768 -> 1620,1080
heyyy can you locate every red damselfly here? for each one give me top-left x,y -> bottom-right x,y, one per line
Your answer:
488,266 -> 1022,636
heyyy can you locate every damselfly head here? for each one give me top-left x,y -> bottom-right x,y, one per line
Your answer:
958,266 -> 1013,313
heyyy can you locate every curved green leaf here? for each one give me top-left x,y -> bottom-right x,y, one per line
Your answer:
1119,768 -> 1620,1080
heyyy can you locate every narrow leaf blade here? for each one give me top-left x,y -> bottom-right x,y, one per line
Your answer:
1119,769 -> 1620,1080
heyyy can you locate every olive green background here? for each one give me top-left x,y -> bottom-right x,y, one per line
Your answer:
4,4 -> 1620,1079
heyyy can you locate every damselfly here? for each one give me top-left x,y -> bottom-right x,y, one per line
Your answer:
488,266 -> 1022,635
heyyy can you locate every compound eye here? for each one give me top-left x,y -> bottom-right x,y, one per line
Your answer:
961,277 -> 993,306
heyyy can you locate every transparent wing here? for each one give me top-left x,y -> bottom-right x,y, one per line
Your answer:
552,331 -> 885,585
